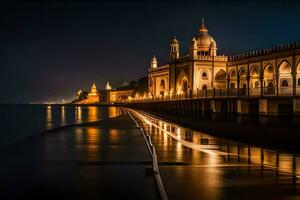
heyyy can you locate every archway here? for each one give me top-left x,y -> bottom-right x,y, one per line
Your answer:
278,61 -> 292,95
160,79 -> 166,96
228,70 -> 236,89
176,71 -> 188,95
239,67 -> 247,86
249,66 -> 260,95
263,64 -> 275,95
214,69 -> 227,89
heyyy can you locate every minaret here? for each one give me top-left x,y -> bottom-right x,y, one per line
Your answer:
170,36 -> 180,62
190,37 -> 197,59
77,89 -> 82,97
210,39 -> 217,56
90,83 -> 98,95
150,54 -> 157,69
106,81 -> 112,90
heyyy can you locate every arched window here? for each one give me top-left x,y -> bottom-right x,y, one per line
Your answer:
298,78 -> 300,86
281,80 -> 288,87
160,79 -> 165,87
268,82 -> 274,88
202,72 -> 207,80
202,85 -> 207,90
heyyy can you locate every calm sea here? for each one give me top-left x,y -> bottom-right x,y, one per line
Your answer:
0,104 -> 121,147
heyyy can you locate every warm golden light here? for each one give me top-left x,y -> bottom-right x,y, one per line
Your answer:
86,127 -> 100,161
76,106 -> 82,123
87,106 -> 98,121
46,105 -> 52,129
108,106 -> 119,118
177,127 -> 181,140
61,106 -> 66,125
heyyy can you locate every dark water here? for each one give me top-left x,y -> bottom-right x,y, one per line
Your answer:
0,104 -> 121,147
0,110 -> 158,200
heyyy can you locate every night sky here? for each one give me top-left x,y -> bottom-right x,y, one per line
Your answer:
0,0 -> 299,103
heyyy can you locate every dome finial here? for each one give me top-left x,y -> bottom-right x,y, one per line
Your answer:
199,17 -> 208,32
201,18 -> 205,28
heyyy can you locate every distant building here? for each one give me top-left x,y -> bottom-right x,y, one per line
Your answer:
73,83 -> 100,104
99,78 -> 147,104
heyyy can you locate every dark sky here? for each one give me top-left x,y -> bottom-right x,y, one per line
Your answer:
0,0 -> 299,103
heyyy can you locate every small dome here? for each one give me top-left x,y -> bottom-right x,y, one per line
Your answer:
190,37 -> 197,48
210,40 -> 217,48
171,36 -> 179,45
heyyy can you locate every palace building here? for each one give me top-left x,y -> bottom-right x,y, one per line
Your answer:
148,19 -> 227,97
148,19 -> 300,99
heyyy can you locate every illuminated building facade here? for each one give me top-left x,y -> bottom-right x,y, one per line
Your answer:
100,87 -> 136,104
148,19 -> 227,97
74,83 -> 100,104
147,19 -> 300,99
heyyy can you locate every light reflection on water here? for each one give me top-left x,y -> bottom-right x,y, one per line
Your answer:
130,109 -> 300,199
61,106 -> 66,126
46,105 -> 52,129
86,127 -> 100,161
75,106 -> 82,124
132,110 -> 300,177
108,106 -> 118,118
87,106 -> 98,121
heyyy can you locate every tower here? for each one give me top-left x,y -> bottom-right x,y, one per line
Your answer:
189,37 -> 198,59
170,36 -> 180,62
210,39 -> 217,56
77,89 -> 82,98
106,81 -> 112,90
90,83 -> 98,95
150,54 -> 157,69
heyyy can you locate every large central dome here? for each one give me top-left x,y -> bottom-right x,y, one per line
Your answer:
194,19 -> 215,52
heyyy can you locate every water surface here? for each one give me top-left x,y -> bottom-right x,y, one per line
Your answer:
0,104 -> 120,146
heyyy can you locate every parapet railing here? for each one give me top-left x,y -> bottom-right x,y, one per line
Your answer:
125,86 -> 300,103
127,109 -> 168,200
229,41 -> 300,62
